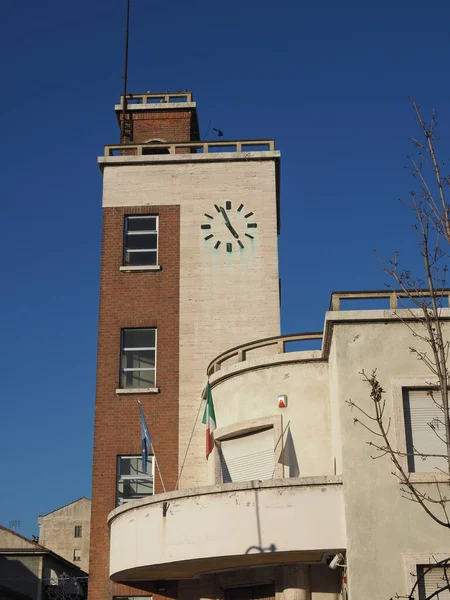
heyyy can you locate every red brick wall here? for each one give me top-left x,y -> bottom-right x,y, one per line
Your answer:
120,110 -> 195,144
89,205 -> 180,600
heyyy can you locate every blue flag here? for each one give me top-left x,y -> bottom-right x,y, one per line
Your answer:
138,400 -> 152,473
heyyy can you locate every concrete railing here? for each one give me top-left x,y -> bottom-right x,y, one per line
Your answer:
207,332 -> 323,377
120,91 -> 193,105
104,139 -> 275,157
329,289 -> 450,311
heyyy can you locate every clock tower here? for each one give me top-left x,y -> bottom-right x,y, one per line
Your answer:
89,91 -> 281,600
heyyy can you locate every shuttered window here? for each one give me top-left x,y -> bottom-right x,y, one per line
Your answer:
417,565 -> 450,599
403,389 -> 448,473
220,428 -> 275,483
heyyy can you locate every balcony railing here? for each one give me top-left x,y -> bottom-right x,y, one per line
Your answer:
207,332 -> 323,377
104,139 -> 275,157
329,289 -> 450,311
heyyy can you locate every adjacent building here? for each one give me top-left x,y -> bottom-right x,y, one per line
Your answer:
0,525 -> 87,600
38,498 -> 91,573
90,91 -> 449,600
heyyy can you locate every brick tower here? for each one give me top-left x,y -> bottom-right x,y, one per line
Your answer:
89,92 -> 281,600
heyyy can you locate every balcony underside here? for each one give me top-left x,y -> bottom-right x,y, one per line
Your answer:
108,477 -> 345,583
111,550 -> 327,582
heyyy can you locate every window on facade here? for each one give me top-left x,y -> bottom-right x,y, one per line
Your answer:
120,328 -> 156,389
73,549 -> 81,562
117,455 -> 154,506
417,565 -> 450,599
74,526 -> 82,538
220,428 -> 275,483
124,215 -> 158,266
403,389 -> 447,473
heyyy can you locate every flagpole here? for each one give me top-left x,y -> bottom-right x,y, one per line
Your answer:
121,0 -> 131,140
151,446 -> 166,493
137,400 -> 167,493
175,388 -> 206,490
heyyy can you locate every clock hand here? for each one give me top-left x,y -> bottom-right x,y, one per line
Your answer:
226,222 -> 240,239
220,207 -> 240,238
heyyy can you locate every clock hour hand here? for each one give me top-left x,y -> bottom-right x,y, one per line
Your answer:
220,206 -> 239,238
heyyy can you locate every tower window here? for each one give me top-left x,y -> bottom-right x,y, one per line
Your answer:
142,140 -> 170,155
124,216 -> 158,266
117,455 -> 154,506
73,549 -> 81,562
120,328 -> 157,389
74,526 -> 82,538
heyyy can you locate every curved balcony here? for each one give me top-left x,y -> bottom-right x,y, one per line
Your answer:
206,332 -> 324,377
108,477 -> 345,582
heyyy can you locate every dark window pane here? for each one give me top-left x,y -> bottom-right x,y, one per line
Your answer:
118,479 -> 153,498
126,233 -> 157,250
121,350 -> 155,370
122,329 -> 155,349
126,251 -> 157,266
121,369 -> 155,389
126,216 -> 157,232
119,457 -> 141,476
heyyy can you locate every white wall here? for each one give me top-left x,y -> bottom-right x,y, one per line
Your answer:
328,315 -> 450,599
209,354 -> 333,480
102,155 -> 281,488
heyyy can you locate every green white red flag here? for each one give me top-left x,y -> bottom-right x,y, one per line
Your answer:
202,381 -> 216,459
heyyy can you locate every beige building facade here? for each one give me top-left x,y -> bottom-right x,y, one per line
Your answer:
38,497 -> 91,573
108,300 -> 450,600
93,92 -> 449,600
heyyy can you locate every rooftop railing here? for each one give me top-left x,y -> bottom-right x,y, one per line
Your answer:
104,139 -> 275,157
329,289 -> 450,311
119,92 -> 193,105
207,332 -> 323,377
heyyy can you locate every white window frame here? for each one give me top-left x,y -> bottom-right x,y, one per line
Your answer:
123,215 -> 159,268
212,415 -> 284,484
393,379 -> 450,483
116,455 -> 155,506
405,554 -> 450,598
119,328 -> 157,391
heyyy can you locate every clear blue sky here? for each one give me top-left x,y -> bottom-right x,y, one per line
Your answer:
1,0 -> 450,538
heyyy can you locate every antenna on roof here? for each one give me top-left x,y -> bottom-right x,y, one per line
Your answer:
121,0 -> 132,141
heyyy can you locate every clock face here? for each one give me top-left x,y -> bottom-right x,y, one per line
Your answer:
200,201 -> 258,252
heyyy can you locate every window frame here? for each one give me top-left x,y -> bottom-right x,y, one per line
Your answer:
392,379 -> 450,483
74,525 -> 82,538
123,215 -> 159,269
116,454 -> 155,507
73,549 -> 81,562
405,554 -> 449,598
212,415 -> 284,484
417,564 -> 450,599
119,328 -> 157,391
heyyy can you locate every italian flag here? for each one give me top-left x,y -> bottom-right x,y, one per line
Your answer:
202,381 -> 216,459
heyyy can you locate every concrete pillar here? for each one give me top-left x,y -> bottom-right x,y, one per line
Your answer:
282,565 -> 311,600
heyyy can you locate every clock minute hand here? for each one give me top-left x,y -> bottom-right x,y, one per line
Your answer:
220,206 -> 240,238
